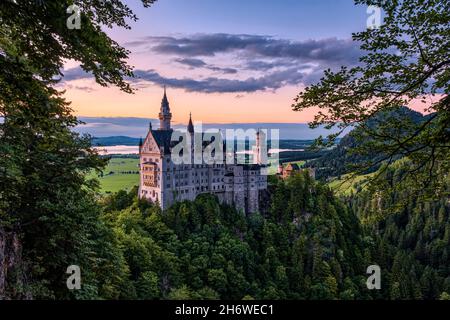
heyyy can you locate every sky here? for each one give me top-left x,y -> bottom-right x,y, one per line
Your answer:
62,0 -> 438,129
62,0 -> 380,125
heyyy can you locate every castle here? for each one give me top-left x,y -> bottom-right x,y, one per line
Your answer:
138,89 -> 268,213
277,163 -> 316,180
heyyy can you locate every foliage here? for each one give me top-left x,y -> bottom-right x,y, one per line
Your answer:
293,0 -> 450,197
96,172 -> 370,300
0,0 -> 156,298
349,162 -> 450,299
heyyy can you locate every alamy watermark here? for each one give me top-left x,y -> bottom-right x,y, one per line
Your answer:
66,265 -> 81,290
165,122 -> 279,174
366,5 -> 382,30
66,4 -> 81,30
366,265 -> 381,290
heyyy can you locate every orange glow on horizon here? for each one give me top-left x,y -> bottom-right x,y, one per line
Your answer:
65,80 -> 316,123
64,79 -> 444,124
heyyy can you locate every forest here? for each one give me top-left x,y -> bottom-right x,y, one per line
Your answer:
11,171 -> 372,300
4,164 -> 449,299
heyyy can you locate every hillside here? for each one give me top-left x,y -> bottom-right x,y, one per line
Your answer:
95,171 -> 369,300
92,136 -> 141,146
349,161 -> 450,299
307,107 -> 427,180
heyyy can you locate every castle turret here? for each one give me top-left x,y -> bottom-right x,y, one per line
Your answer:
253,129 -> 267,165
159,86 -> 172,130
187,112 -> 194,134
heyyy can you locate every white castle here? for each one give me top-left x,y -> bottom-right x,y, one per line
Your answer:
138,89 -> 268,213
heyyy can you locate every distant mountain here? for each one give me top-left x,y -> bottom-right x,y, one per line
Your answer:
75,117 -> 352,140
91,136 -> 141,146
307,107 -> 427,180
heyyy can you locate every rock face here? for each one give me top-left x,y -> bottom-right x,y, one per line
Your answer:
0,228 -> 31,300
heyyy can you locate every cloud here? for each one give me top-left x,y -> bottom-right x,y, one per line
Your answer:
133,67 -> 305,93
62,33 -> 362,94
175,58 -> 207,68
245,60 -> 280,71
62,84 -> 95,93
76,117 -> 158,137
61,64 -> 311,93
175,58 -> 237,74
128,34 -> 362,65
61,67 -> 91,81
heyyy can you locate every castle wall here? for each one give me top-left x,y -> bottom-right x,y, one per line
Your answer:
140,147 -> 267,214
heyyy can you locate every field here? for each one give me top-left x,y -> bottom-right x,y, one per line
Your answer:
327,172 -> 375,196
88,158 -> 139,193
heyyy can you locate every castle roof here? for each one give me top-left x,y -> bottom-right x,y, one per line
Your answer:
151,129 -> 175,154
161,86 -> 170,112
285,163 -> 300,171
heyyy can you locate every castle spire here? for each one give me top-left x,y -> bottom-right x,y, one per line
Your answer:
159,86 -> 172,130
187,112 -> 194,134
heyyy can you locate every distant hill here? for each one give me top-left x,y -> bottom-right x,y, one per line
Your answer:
307,107 -> 427,180
92,136 -> 141,146
91,136 -> 321,148
75,116 -> 352,140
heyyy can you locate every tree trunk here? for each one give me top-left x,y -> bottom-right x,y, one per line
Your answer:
0,227 -> 32,300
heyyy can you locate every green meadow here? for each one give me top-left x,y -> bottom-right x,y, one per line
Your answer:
89,157 -> 140,193
327,172 -> 375,196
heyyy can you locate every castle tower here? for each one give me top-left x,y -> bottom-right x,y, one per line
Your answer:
253,129 -> 267,165
159,86 -> 172,130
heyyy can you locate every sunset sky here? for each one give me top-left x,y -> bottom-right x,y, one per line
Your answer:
61,0 -> 430,125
